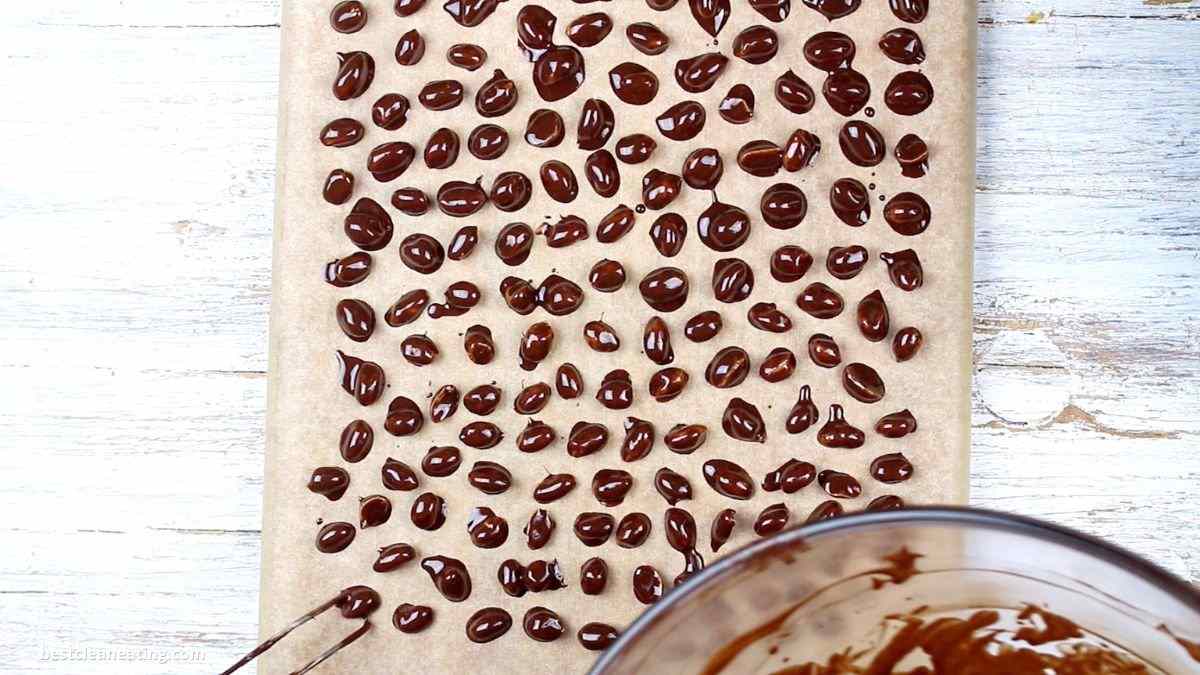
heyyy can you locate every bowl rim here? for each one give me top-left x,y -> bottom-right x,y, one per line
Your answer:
588,506 -> 1200,673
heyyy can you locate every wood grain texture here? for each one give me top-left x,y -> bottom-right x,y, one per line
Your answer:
0,1 -> 1197,672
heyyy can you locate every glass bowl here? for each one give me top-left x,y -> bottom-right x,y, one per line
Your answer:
590,507 -> 1200,674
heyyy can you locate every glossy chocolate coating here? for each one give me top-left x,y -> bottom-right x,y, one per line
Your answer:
893,326 -> 923,362
421,445 -> 462,477
462,325 -> 495,365
580,557 -> 608,595
308,466 -> 349,501
323,169 -> 354,205
372,93 -> 410,130
826,245 -> 868,279
839,120 -> 886,167
495,224 -> 534,268
536,274 -> 585,315
424,127 -> 460,169
656,101 -> 706,141
823,67 -> 871,116
763,458 -> 816,493
843,362 -> 885,403
895,133 -> 930,178
615,133 -> 657,164
758,182 -> 807,230
719,84 -> 755,124
400,333 -> 439,366
391,187 -> 429,216
467,506 -> 509,548
688,0 -> 731,37
774,70 -> 815,115
524,558 -> 565,592
588,259 -> 625,293
320,118 -> 364,148
830,177 -> 870,226
754,503 -> 790,536
654,467 -> 693,505
782,129 -> 821,171
444,0 -> 506,27
525,508 -> 555,549
722,397 -> 766,442
817,404 -> 865,448
684,310 -> 722,342
648,367 -> 689,402
876,409 -> 918,438
540,160 -> 579,203
577,98 -> 615,150
663,507 -> 697,552
710,508 -> 737,552
879,28 -> 925,65
316,521 -> 355,553
885,71 -> 935,116
513,382 -> 552,414
632,564 -> 665,604
532,45 -> 586,102
476,69 -> 518,118
466,607 -> 512,644
641,169 -> 681,210
712,258 -> 754,304
399,234 -> 445,275
568,12 -> 613,47
808,333 -> 842,368
627,22 -> 669,55
737,140 -> 784,177
597,203 -> 636,243
467,123 -> 509,160
393,603 -> 434,633
806,499 -> 845,523
518,321 -> 554,371
639,267 -> 689,312
523,607 -> 565,642
681,147 -> 723,191
463,384 -> 502,415
578,623 -> 619,651
468,460 -> 512,495
437,178 -> 488,217
418,79 -> 464,111
747,302 -> 792,333
750,0 -> 790,21
336,299 -> 375,343
705,346 -> 750,388
539,215 -> 589,248
555,363 -> 584,399
333,51 -> 374,101
330,1 -> 367,32
584,149 -> 620,197
804,31 -> 855,71
871,452 -> 915,484
498,559 -> 527,597
514,418 -> 554,451
381,457 -> 420,491
593,468 -> 634,507
770,245 -> 814,283
336,350 -> 385,405
785,385 -> 820,433
325,252 -> 372,288
567,421 -> 609,458
857,289 -> 890,342
459,420 -> 503,448
703,459 -> 755,500
574,512 -> 616,546
375,543 -> 416,573
867,494 -> 906,511
525,108 -> 565,147
616,512 -> 653,549
697,199 -> 751,251
648,212 -> 687,257
533,473 -> 577,504
619,416 -> 655,461
446,43 -> 487,71
675,53 -> 728,93
802,0 -> 861,20
759,347 -> 796,382
818,469 -> 862,499
411,492 -> 448,530
890,0 -> 928,24
733,25 -> 779,64
884,192 -> 931,236
642,316 -> 674,365
395,29 -> 425,65
798,282 -> 844,318
664,424 -> 707,454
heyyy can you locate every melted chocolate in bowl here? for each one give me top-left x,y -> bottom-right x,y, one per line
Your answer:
589,509 -> 1200,675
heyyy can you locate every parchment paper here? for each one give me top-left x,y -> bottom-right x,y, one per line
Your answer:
261,1 -> 975,672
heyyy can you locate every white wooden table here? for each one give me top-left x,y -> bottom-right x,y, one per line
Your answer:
1,1 -> 1197,672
